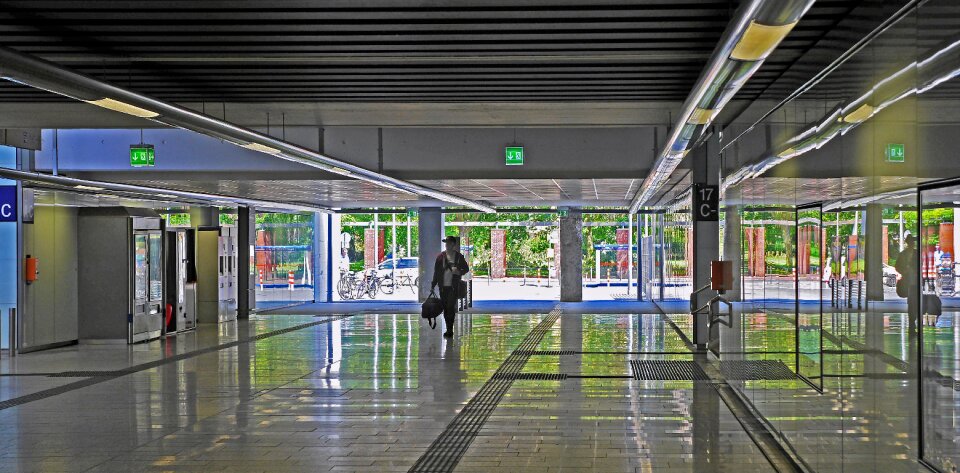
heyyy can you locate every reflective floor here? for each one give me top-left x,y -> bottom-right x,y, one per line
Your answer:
0,311 -> 776,472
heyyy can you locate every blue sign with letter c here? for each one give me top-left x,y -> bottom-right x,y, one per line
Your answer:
0,186 -> 17,222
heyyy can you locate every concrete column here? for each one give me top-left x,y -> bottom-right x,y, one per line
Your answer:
314,213 -> 331,303
691,131 -> 720,348
237,206 -> 255,318
559,207 -> 583,302
722,205 -> 742,302
190,206 -> 219,228
865,204 -> 884,301
418,207 -> 442,302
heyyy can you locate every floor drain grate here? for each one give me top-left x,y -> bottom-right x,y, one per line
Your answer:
493,372 -> 567,381
719,360 -> 796,380
630,360 -> 710,381
514,350 -> 575,356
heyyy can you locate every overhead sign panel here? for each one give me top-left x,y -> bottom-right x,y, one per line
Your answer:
130,144 -> 155,167
885,143 -> 905,163
0,185 -> 17,222
505,146 -> 524,166
693,183 -> 719,222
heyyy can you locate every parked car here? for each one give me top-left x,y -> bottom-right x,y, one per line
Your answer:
883,264 -> 900,287
376,257 -> 419,279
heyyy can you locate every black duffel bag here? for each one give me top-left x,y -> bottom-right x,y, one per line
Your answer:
421,289 -> 443,329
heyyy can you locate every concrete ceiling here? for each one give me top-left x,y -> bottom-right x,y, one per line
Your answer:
0,0 -> 859,129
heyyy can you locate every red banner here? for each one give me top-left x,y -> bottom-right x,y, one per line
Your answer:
364,228 -> 385,269
616,228 -> 629,278
491,229 -> 506,279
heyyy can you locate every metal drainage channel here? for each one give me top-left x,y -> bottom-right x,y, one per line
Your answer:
408,308 -> 562,473
0,315 -> 352,411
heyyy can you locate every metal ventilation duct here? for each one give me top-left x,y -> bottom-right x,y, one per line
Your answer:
0,46 -> 496,213
629,0 -> 814,212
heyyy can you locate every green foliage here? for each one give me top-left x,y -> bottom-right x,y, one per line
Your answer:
163,213 -> 190,227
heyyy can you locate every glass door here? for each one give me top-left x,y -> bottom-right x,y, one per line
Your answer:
796,204 -> 824,391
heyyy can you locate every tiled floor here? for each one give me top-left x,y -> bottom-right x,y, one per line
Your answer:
0,311 -> 777,472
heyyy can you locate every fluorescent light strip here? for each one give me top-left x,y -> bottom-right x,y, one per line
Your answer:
730,21 -> 798,61
240,142 -> 282,155
84,98 -> 159,118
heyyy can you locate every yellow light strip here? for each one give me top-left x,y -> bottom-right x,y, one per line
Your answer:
842,103 -> 875,123
730,20 -> 798,61
84,98 -> 159,118
240,142 -> 282,155
688,108 -> 715,125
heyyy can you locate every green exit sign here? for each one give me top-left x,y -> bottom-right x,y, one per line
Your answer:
407,209 -> 417,218
505,146 -> 524,166
130,144 -> 155,167
558,209 -> 568,218
885,143 -> 905,162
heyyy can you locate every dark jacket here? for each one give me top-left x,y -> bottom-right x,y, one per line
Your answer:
431,251 -> 469,288
895,246 -> 918,287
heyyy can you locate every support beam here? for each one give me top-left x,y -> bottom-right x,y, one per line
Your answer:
691,132 -> 720,348
314,213 -> 331,303
418,208 -> 442,302
722,205 -> 742,302
560,208 -> 583,302
190,206 -> 219,228
237,206 -> 255,319
865,204 -> 884,301
0,46 -> 494,213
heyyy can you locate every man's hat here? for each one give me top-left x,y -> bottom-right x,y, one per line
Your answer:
442,236 -> 459,244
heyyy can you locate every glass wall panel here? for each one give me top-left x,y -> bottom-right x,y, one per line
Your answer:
712,0 -> 959,470
919,186 -> 960,472
796,205 -> 823,390
336,212 -> 418,302
255,212 -> 316,309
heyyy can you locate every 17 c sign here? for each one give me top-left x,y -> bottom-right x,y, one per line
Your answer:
0,186 -> 17,222
693,183 -> 718,222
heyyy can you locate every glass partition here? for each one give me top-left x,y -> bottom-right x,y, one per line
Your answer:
796,205 -> 823,390
919,184 -> 960,472
255,212 -> 316,309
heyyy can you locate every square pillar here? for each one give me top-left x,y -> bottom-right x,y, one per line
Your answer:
691,131 -> 720,348
559,207 -> 583,302
722,205 -> 742,301
417,207 -> 443,302
313,213 -> 332,303
865,204 -> 884,301
237,206 -> 255,319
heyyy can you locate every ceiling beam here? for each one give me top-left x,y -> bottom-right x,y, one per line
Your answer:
0,45 -> 496,212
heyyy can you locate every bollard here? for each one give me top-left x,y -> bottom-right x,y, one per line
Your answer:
7,308 -> 16,358
858,280 -> 864,309
847,279 -> 853,308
